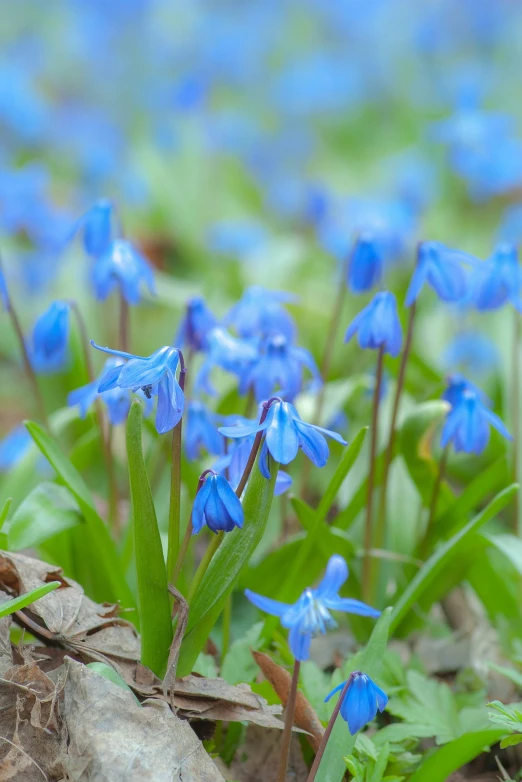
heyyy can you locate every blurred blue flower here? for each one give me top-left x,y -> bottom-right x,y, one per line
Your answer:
185,401 -> 223,461
196,327 -> 259,396
405,241 -> 477,306
471,243 -> 522,311
245,555 -> 380,660
207,221 -> 267,258
240,334 -> 322,403
0,426 -> 32,471
441,332 -> 500,377
29,301 -> 71,373
345,291 -> 402,357
325,672 -> 388,735
442,374 -> 489,409
225,286 -> 297,341
0,267 -> 9,310
192,471 -> 243,535
219,399 -> 346,468
175,296 -> 218,353
92,343 -> 184,434
73,199 -> 115,258
347,234 -> 385,293
441,389 -> 511,455
91,239 -> 155,305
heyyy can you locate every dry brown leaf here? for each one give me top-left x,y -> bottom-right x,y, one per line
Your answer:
252,650 -> 325,751
61,658 -> 224,781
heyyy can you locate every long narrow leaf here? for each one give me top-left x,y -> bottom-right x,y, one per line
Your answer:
408,729 -> 506,782
126,401 -> 172,678
390,484 -> 518,635
0,580 -> 61,618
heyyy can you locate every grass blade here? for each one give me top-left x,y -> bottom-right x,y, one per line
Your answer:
408,730 -> 506,782
0,581 -> 61,618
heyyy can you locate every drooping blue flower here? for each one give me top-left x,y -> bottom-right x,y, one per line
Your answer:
240,334 -> 322,403
471,243 -> 522,311
196,327 -> 259,396
91,343 -> 184,434
347,234 -> 385,293
441,333 -> 499,377
325,672 -> 388,735
29,301 -> 71,373
441,374 -> 489,409
245,555 -> 380,661
73,199 -> 115,258
405,241 -> 477,306
175,296 -> 218,352
91,239 -> 155,305
225,286 -> 297,341
185,401 -> 224,461
441,389 -> 512,455
344,291 -> 402,357
67,358 -> 153,425
219,399 -> 347,469
0,426 -> 32,471
192,471 -> 244,535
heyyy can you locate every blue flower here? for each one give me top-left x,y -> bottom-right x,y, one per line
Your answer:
219,399 -> 347,468
91,343 -> 184,434
192,472 -> 244,535
471,243 -> 522,311
73,199 -> 115,258
441,374 -> 489,409
245,555 -> 380,661
29,301 -> 71,373
207,221 -> 267,258
175,296 -> 218,352
405,242 -> 477,306
185,401 -> 223,461
225,286 -> 297,341
0,426 -> 32,471
0,266 -> 9,310
325,672 -> 388,735
67,358 -> 153,425
91,239 -> 155,305
345,292 -> 402,357
196,327 -> 259,396
441,332 -> 500,377
240,335 -> 322,403
347,234 -> 385,293
441,388 -> 512,455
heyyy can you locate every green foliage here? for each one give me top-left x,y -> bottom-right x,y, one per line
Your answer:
4,482 -> 82,550
0,581 -> 61,617
126,401 -> 172,678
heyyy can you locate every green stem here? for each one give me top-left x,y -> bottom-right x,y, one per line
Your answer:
166,357 -> 187,584
362,347 -> 384,603
512,309 -> 520,534
306,675 -> 352,782
421,444 -> 449,557
277,659 -> 301,782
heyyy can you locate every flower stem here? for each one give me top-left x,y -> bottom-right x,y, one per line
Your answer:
119,292 -> 130,352
421,443 -> 449,556
276,659 -> 301,782
362,346 -> 384,603
512,309 -> 520,533
371,303 -> 416,596
172,520 -> 193,586
166,355 -> 187,585
306,676 -> 352,782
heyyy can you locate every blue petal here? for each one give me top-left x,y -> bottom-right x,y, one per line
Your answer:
288,622 -> 312,661
215,475 -> 244,529
203,478 -> 234,533
265,402 -> 299,464
405,264 -> 428,307
67,381 -> 99,418
259,441 -> 272,480
295,421 -> 329,467
192,478 -> 212,534
244,589 -> 293,618
315,555 -> 348,598
323,597 -> 381,618
274,470 -> 292,496
119,346 -> 176,389
324,680 -> 346,704
98,364 -> 124,393
343,675 -> 374,735
484,408 -> 513,441
156,368 -> 184,434
219,420 -> 267,439
371,681 -> 388,712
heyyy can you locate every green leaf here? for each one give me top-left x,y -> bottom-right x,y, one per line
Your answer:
389,485 -> 518,635
0,580 -> 61,618
126,401 -> 172,678
0,498 -> 12,530
86,662 -> 140,703
316,427 -> 367,522
177,455 -> 277,677
407,730 -> 507,782
399,400 -> 452,509
500,734 -> 522,748
486,662 -> 522,690
221,622 -> 263,685
5,483 -> 82,551
315,608 -> 393,782
25,420 -> 136,616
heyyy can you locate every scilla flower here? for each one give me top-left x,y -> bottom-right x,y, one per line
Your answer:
345,291 -> 402,357
29,301 -> 71,373
441,388 -> 512,455
73,199 -> 115,258
196,327 -> 258,396
441,374 -> 489,408
245,555 -> 380,660
0,426 -> 32,471
91,343 -> 185,434
240,334 -> 322,402
175,296 -> 218,352
225,286 -> 297,341
192,471 -> 244,534
91,239 -> 155,305
185,401 -> 223,461
405,241 -> 477,306
219,398 -> 346,468
471,243 -> 522,311
326,672 -> 388,735
347,234 -> 385,293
